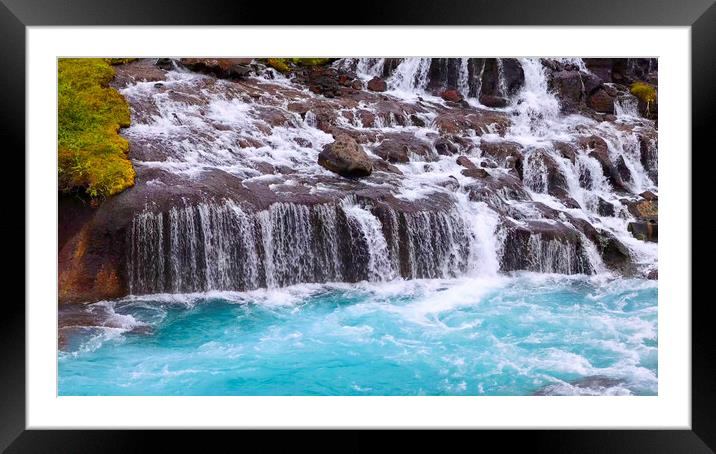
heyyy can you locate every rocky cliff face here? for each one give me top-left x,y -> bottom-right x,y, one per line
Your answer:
58,57 -> 658,304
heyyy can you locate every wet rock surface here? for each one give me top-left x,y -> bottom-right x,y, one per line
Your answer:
318,134 -> 373,177
60,57 -> 659,303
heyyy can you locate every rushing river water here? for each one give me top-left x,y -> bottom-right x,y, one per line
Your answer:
59,274 -> 657,396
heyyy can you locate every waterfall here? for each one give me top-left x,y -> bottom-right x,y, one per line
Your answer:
496,58 -> 508,97
508,58 -> 562,140
341,199 -> 396,281
127,198 -> 479,294
351,58 -> 385,79
388,58 -> 432,93
526,234 -> 591,274
116,56 -> 657,298
402,208 -> 471,279
457,58 -> 470,99
614,94 -> 639,118
499,224 -> 593,275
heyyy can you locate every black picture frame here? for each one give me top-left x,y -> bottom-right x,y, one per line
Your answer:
3,0 -> 713,451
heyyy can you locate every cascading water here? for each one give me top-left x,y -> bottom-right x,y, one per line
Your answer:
118,57 -> 658,292
59,57 -> 659,397
457,58 -> 471,99
387,58 -> 432,94
127,197 -> 478,294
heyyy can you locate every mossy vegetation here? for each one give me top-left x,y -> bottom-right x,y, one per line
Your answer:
265,58 -> 334,74
58,58 -> 135,198
630,81 -> 657,105
630,81 -> 657,119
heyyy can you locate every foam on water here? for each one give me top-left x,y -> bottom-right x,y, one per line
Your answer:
59,274 -> 657,396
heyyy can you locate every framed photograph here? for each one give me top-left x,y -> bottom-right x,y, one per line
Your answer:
6,0 -> 713,450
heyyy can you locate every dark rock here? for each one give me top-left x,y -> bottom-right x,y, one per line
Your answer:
628,220 -> 658,242
582,58 -> 613,82
436,176 -> 461,192
434,137 -> 459,156
480,58 -> 524,99
640,190 -> 658,201
561,197 -> 581,209
367,77 -> 387,92
526,149 -> 570,198
499,220 -> 592,274
371,158 -> 403,175
410,114 -> 426,127
615,155 -> 632,184
466,172 -> 531,211
479,94 -> 510,108
155,58 -> 175,70
479,140 -> 524,178
553,141 -> 577,164
179,58 -> 253,79
373,133 -> 434,163
440,89 -> 463,103
597,197 -> 616,217
318,134 -> 373,178
434,110 -> 511,136
462,168 -> 490,179
577,135 -> 628,192
587,88 -> 615,113
296,66 -> 343,98
111,59 -> 168,88
566,216 -> 633,274
456,155 -> 477,170
638,131 -> 658,184
549,70 -> 584,112
356,110 -> 376,128
581,72 -> 603,96
647,269 -> 658,280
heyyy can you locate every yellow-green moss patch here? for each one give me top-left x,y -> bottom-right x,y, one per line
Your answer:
630,81 -> 657,105
265,58 -> 335,74
58,58 -> 135,198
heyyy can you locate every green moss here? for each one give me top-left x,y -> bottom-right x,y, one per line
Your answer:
289,58 -> 334,66
58,58 -> 135,198
630,81 -> 657,105
264,58 -> 335,74
266,58 -> 291,74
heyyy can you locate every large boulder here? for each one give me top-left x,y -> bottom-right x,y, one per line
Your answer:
440,88 -> 463,103
367,77 -> 387,92
318,134 -> 373,177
